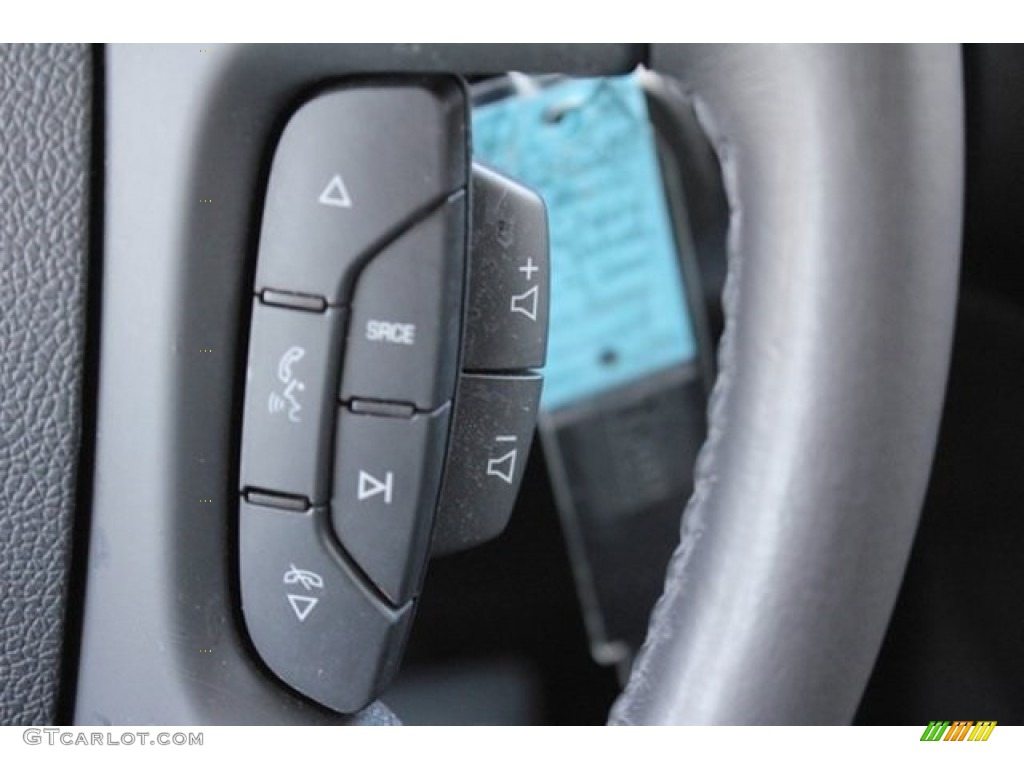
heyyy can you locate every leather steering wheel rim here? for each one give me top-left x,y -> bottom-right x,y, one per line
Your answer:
612,44 -> 964,724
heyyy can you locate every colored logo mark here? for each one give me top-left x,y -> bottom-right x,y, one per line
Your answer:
920,721 -> 996,741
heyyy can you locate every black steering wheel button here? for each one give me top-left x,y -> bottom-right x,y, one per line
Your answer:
339,198 -> 466,411
432,373 -> 542,556
332,404 -> 450,605
255,79 -> 467,305
463,164 -> 550,371
239,502 -> 413,714
240,302 -> 345,505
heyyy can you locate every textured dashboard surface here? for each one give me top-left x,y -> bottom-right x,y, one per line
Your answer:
0,44 -> 91,725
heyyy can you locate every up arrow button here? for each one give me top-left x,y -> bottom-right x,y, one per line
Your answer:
318,174 -> 353,208
254,80 -> 467,305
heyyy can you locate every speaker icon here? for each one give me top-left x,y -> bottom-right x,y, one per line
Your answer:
509,285 -> 540,322
485,435 -> 519,485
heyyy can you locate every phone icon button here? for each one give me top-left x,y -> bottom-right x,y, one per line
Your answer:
240,302 -> 346,505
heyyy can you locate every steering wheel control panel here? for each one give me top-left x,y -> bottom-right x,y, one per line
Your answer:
236,78 -> 549,713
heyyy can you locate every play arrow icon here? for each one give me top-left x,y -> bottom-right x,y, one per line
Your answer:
318,174 -> 353,208
357,470 -> 394,504
286,593 -> 319,623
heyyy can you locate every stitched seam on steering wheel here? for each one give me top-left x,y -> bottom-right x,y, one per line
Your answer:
609,79 -> 745,725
